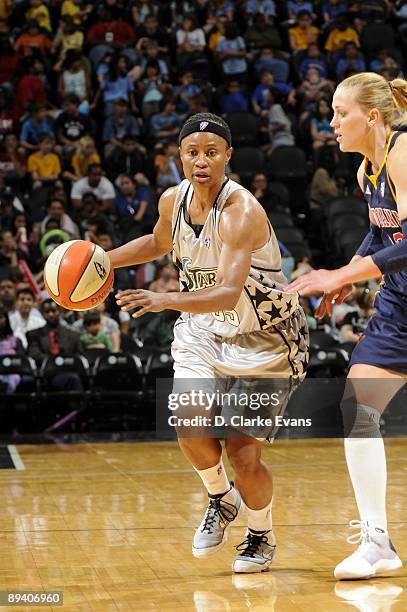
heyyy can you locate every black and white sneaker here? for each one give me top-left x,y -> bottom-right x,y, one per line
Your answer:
192,484 -> 243,558
232,529 -> 276,573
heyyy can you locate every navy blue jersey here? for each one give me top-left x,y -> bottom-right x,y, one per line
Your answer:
363,130 -> 407,299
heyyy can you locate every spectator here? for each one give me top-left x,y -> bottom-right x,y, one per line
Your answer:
149,98 -> 181,144
245,13 -> 282,52
80,311 -> 113,351
173,70 -> 201,116
93,231 -> 132,290
0,134 -> 27,185
27,134 -> 61,190
106,134 -> 147,182
9,287 -> 44,349
298,67 -> 334,113
216,21 -> 248,80
287,0 -> 315,20
86,7 -> 136,66
289,11 -> 319,52
322,1 -> 348,25
97,54 -> 137,117
132,39 -> 169,80
74,302 -> 120,352
369,49 -> 400,75
142,307 -> 179,351
55,94 -> 93,150
299,43 -> 328,78
40,198 -> 80,239
246,1 -> 276,22
252,70 -> 293,115
71,163 -> 115,212
254,48 -> 289,82
250,172 -> 274,211
324,13 -> 360,54
26,0 -> 51,32
102,98 -> 140,156
0,278 -> 15,312
148,261 -> 179,292
154,141 -> 183,189
0,38 -> 19,91
0,230 -> 30,279
20,105 -> 54,152
266,89 -> 295,151
52,15 -> 85,57
0,88 -> 15,142
15,19 -> 52,57
114,173 -> 151,240
309,98 -> 337,150
71,136 -> 101,180
0,306 -> 24,393
61,0 -> 92,25
299,296 -> 317,330
134,14 -> 172,57
338,287 -> 376,345
220,80 -> 249,113
15,58 -> 48,119
176,13 -> 206,72
136,60 -> 171,120
58,51 -> 90,105
0,188 -> 25,233
335,41 -> 366,79
26,299 -> 82,363
310,146 -> 339,209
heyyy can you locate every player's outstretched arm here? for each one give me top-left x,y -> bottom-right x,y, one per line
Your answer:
108,187 -> 176,269
116,191 -> 262,317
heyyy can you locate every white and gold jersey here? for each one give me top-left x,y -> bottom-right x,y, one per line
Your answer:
172,178 -> 299,338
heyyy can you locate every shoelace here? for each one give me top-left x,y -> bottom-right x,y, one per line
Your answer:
235,531 -> 270,558
346,520 -> 374,545
201,496 -> 238,534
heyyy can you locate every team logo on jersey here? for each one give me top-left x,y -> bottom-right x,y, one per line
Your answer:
365,184 -> 371,196
200,121 -> 209,130
380,181 -> 385,198
203,236 -> 211,248
181,257 -> 217,290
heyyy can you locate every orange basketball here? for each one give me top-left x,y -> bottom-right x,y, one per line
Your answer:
44,240 -> 114,311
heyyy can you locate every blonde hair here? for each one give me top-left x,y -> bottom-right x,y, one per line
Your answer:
338,72 -> 407,126
76,136 -> 96,159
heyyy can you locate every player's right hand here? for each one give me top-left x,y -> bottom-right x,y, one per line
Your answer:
315,284 -> 353,320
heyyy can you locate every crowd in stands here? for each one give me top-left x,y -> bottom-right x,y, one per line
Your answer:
0,0 -> 405,391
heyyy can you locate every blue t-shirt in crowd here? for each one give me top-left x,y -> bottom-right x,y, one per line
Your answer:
323,1 -> 347,20
114,187 -> 150,217
20,117 -> 54,145
247,0 -> 276,17
101,76 -> 134,103
299,58 -> 328,78
102,114 -> 140,143
254,56 -> 289,82
336,56 -> 366,77
150,112 -> 181,137
287,1 -> 313,16
252,83 -> 292,108
220,92 -> 249,113
216,37 -> 247,75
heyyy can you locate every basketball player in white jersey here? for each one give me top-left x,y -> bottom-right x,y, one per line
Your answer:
109,113 -> 309,573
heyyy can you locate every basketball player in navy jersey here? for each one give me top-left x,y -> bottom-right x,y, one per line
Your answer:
108,113 -> 309,573
287,73 -> 407,579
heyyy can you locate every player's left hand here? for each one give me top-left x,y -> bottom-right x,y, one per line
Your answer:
116,289 -> 167,317
286,269 -> 344,296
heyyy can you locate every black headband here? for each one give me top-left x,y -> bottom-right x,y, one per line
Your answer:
178,119 -> 232,147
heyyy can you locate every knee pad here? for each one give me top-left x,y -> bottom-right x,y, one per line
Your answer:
341,399 -> 381,438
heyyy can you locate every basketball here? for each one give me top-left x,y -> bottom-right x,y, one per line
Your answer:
44,240 -> 114,311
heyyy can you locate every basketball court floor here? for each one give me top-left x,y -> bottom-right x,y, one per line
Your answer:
1,438 -> 407,611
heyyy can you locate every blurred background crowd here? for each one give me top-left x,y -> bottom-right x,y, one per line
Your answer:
0,0 -> 406,402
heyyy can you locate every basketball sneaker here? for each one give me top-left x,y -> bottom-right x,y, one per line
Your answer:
192,484 -> 243,558
232,529 -> 276,573
334,520 -> 403,580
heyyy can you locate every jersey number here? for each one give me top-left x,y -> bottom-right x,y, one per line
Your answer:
213,310 -> 240,327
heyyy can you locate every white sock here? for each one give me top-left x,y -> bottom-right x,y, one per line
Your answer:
194,458 -> 232,496
246,500 -> 273,533
344,437 -> 387,531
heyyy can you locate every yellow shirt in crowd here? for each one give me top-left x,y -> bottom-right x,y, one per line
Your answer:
28,152 -> 61,178
325,27 -> 360,52
26,4 -> 51,31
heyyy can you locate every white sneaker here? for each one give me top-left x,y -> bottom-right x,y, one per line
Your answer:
232,529 -> 276,573
334,520 -> 403,580
192,484 -> 243,558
